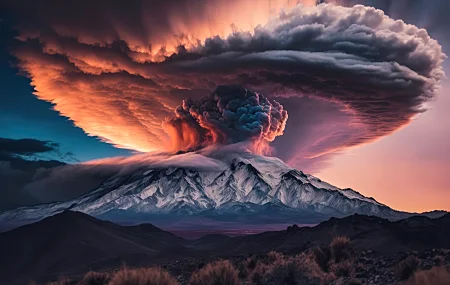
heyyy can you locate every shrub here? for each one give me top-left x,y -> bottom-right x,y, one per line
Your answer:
312,236 -> 351,273
244,257 -> 258,271
248,262 -> 269,285
189,260 -> 240,285
250,256 -> 322,285
313,246 -> 332,272
249,253 -> 334,285
260,259 -> 321,285
395,255 -> 421,280
78,271 -> 111,285
330,236 -> 351,262
295,254 -> 336,284
236,262 -> 248,279
251,251 -> 284,266
247,252 -> 289,284
108,267 -> 178,285
238,256 -> 260,279
405,266 -> 450,285
265,251 -> 284,264
333,260 -> 354,278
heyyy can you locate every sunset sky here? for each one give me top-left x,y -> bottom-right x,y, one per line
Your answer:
0,0 -> 449,212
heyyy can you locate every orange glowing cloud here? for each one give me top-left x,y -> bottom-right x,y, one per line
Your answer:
5,1 -> 446,170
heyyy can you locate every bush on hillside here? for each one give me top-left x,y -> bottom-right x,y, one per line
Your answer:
265,251 -> 284,264
313,246 -> 332,272
248,253 -> 334,285
395,255 -> 421,280
78,271 -> 111,285
332,260 -> 354,278
189,260 -> 240,285
405,266 -> 450,285
330,236 -> 351,262
108,267 -> 178,285
258,258 -> 321,285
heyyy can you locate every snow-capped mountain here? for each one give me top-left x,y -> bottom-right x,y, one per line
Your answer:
0,152 -> 409,230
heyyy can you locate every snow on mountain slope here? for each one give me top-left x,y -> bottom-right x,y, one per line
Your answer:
0,152 -> 407,229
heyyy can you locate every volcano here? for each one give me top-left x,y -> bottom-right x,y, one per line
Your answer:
0,152 -> 415,232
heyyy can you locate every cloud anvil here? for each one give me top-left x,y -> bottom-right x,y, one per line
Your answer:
5,2 -> 445,171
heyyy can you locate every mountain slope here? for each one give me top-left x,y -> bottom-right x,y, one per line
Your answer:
0,152 -> 411,230
216,213 -> 450,256
1,211 -> 449,284
0,210 -> 184,283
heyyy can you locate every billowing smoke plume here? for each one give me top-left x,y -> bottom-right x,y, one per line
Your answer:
2,1 -> 446,171
164,85 -> 288,153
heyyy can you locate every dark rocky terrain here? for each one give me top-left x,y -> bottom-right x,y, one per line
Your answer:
161,249 -> 450,285
0,211 -> 449,284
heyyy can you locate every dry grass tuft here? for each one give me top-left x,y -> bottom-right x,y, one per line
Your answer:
244,257 -> 258,271
189,260 -> 240,285
265,251 -> 284,264
395,255 -> 421,281
296,253 -> 336,284
248,252 -> 334,285
332,260 -> 354,278
312,236 -> 352,273
330,236 -> 351,262
313,246 -> 332,272
405,266 -> 450,285
78,271 -> 111,285
108,267 -> 178,285
258,258 -> 320,285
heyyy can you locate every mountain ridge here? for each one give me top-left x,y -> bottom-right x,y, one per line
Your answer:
0,152 -> 444,231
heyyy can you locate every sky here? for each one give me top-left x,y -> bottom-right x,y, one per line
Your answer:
315,0 -> 450,212
0,25 -> 133,162
0,0 -> 449,212
317,71 -> 450,212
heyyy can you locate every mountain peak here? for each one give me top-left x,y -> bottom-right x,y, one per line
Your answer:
0,153 -> 409,230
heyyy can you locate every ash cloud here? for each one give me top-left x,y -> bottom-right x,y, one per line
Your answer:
320,0 -> 450,53
164,85 -> 288,153
2,1 -> 446,171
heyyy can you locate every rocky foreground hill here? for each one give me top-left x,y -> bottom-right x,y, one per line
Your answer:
1,211 -> 449,284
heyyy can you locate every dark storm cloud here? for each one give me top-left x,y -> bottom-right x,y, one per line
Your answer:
1,1 -> 446,171
0,137 -> 75,163
0,137 -> 67,211
0,137 -> 58,157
